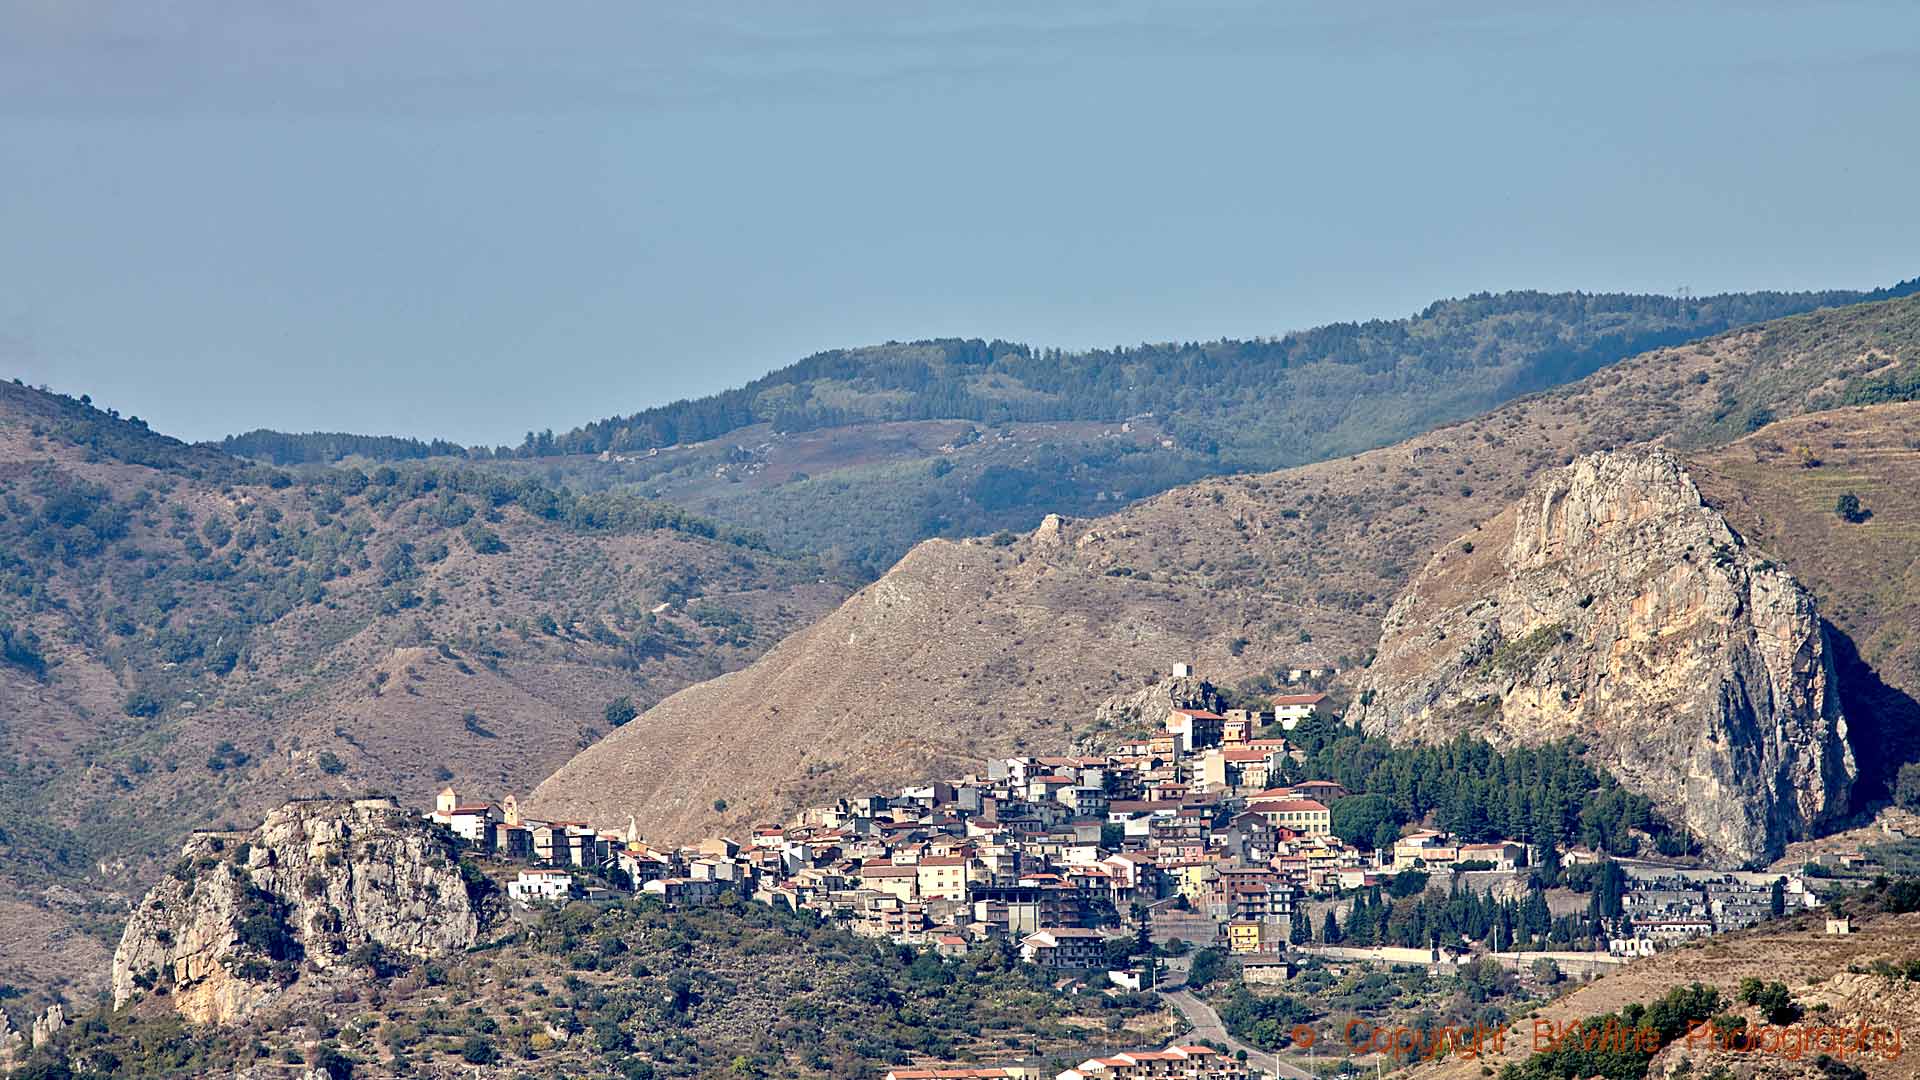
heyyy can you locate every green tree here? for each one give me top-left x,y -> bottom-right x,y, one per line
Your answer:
1835,492 -> 1869,523
1187,947 -> 1227,989
1587,859 -> 1626,920
605,695 -> 639,728
1895,762 -> 1920,809
1738,979 -> 1800,1025
1329,794 -> 1394,851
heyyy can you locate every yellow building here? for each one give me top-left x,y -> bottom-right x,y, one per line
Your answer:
1226,920 -> 1284,954
1168,860 -> 1218,901
1246,798 -> 1330,836
915,856 -> 970,900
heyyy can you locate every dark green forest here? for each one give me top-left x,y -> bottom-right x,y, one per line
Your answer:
1277,714 -> 1684,858
507,285 -> 1916,465
218,430 -> 471,466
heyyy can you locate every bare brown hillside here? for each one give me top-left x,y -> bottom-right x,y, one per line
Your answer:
531,295 -> 1920,844
0,384 -> 848,1001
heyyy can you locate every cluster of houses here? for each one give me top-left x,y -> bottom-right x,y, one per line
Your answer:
430,689 -> 1501,972
425,678 -> 1803,978
878,1044 -> 1246,1080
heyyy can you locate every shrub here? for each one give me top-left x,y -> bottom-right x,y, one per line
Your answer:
604,696 -> 639,728
0,622 -> 48,679
460,1035 -> 499,1064
124,691 -> 164,718
463,523 -> 507,554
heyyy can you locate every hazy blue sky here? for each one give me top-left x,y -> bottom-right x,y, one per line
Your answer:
2,2 -> 1916,446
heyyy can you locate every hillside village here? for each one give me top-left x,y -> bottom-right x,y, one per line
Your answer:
426,670 -> 1824,986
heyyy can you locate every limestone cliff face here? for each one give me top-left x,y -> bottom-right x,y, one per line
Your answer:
1352,450 -> 1855,863
111,798 -> 494,1024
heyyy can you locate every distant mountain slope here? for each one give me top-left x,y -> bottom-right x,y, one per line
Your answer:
218,429 -> 471,464
531,293 -> 1920,845
224,283 -> 1918,572
0,383 -> 849,1002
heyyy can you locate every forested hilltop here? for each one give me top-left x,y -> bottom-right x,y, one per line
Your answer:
524,286 -> 1917,465
219,284 -> 1917,571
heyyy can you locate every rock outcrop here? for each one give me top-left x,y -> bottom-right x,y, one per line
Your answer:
1083,675 -> 1227,750
29,1003 -> 64,1049
1352,450 -> 1856,862
0,1010 -> 24,1070
111,798 -> 495,1024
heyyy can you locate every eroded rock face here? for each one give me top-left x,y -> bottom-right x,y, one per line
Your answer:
1085,675 -> 1226,749
1353,450 -> 1855,863
29,1003 -> 65,1049
0,1009 -> 25,1069
111,798 -> 493,1024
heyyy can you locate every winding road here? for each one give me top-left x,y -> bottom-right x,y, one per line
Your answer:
1156,963 -> 1313,1079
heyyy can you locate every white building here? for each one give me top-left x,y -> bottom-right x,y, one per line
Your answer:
508,869 -> 574,902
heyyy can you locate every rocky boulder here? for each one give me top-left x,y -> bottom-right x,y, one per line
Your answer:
1352,449 -> 1855,862
111,798 -> 496,1024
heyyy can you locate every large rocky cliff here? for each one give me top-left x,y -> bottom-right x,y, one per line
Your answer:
111,798 -> 496,1024
1352,449 -> 1856,863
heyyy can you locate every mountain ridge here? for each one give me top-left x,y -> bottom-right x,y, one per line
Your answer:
531,293 -> 1920,847
214,282 -> 1920,573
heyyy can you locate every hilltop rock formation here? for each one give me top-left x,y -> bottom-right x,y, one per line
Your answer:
111,798 -> 496,1024
1082,674 -> 1227,750
1352,449 -> 1856,862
